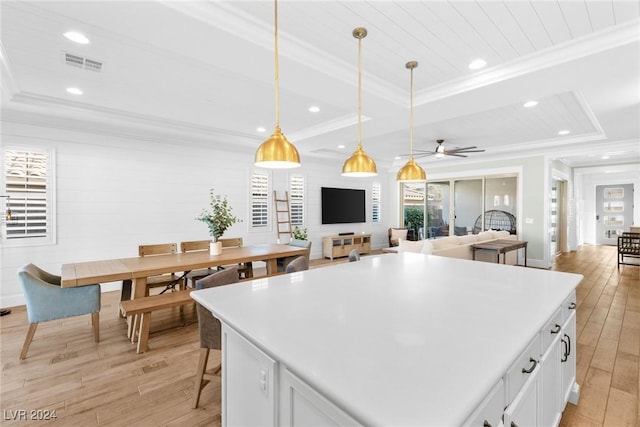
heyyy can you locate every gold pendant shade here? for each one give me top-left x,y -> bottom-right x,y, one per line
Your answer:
342,27 -> 377,177
397,61 -> 426,182
254,0 -> 301,169
255,126 -> 300,168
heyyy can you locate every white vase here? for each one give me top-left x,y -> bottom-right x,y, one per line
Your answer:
210,241 -> 222,255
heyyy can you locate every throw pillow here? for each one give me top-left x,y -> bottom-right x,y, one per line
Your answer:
390,228 -> 408,246
398,239 -> 424,253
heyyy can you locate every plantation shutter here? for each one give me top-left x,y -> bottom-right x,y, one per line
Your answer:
251,172 -> 269,228
372,182 -> 381,223
4,149 -> 49,240
289,175 -> 304,226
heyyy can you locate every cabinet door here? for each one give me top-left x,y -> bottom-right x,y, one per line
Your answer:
279,368 -> 361,426
223,326 -> 277,426
541,336 -> 562,427
504,365 -> 540,427
561,311 -> 578,407
462,379 -> 505,427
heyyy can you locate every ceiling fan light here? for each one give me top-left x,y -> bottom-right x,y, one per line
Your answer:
397,157 -> 426,182
255,126 -> 301,168
342,145 -> 377,177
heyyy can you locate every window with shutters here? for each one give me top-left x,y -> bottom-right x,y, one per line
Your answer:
372,182 -> 381,223
2,148 -> 54,244
289,174 -> 304,226
251,171 -> 270,229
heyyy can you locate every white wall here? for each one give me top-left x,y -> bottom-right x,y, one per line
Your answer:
0,121 -> 390,307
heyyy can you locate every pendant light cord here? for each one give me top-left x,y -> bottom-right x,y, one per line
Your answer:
274,0 -> 280,128
409,65 -> 414,159
357,32 -> 362,149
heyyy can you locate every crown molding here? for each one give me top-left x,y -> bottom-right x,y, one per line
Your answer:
414,18 -> 640,106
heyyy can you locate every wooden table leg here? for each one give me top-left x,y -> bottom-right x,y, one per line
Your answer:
265,259 -> 277,276
128,277 -> 147,340
136,312 -> 151,353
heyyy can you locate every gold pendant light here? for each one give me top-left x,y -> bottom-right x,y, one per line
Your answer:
255,0 -> 301,169
397,61 -> 426,182
342,27 -> 377,177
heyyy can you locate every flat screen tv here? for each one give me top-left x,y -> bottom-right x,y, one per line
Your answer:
321,187 -> 366,224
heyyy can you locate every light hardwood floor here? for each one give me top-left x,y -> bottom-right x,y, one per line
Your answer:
1,245 -> 638,426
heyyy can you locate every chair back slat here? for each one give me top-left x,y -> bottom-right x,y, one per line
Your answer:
219,237 -> 243,248
181,240 -> 210,253
139,243 -> 177,257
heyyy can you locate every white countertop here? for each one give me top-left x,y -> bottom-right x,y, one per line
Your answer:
192,253 -> 583,426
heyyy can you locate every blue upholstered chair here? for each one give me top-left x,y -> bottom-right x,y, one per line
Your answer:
18,263 -> 101,359
192,267 -> 239,408
348,249 -> 360,262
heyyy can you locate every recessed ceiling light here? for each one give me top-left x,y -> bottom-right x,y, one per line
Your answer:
63,31 -> 89,44
468,59 -> 487,70
523,100 -> 538,108
394,156 -> 401,160
256,126 -> 266,132
337,145 -> 345,149
558,130 -> 570,135
66,87 -> 83,95
308,105 -> 320,113
602,155 -> 610,160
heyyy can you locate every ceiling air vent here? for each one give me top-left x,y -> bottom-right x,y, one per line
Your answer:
64,52 -> 103,72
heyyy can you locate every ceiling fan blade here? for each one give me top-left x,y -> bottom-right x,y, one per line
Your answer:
451,149 -> 485,153
446,153 -> 468,157
446,146 -> 478,152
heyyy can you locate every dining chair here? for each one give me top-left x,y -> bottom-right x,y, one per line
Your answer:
218,237 -> 253,279
181,240 -> 215,288
279,238 -> 312,272
348,249 -> 360,262
119,243 -> 184,318
192,267 -> 240,408
18,263 -> 101,359
285,255 -> 309,273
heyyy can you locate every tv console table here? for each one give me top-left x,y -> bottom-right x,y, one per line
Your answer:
322,233 -> 371,260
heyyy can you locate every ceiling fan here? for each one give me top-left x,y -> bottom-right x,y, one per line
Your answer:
403,139 -> 485,159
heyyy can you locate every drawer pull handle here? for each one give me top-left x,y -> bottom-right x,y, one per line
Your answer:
483,421 -> 492,427
550,324 -> 561,334
561,338 -> 568,362
568,302 -> 576,310
522,357 -> 537,374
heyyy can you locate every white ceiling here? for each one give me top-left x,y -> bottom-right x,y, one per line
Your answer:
1,1 -> 639,171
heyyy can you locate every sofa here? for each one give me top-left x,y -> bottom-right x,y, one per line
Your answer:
398,230 -> 519,265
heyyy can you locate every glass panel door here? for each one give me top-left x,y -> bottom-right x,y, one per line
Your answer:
427,182 -> 450,238
401,182 -> 425,240
454,179 -> 483,236
596,184 -> 634,245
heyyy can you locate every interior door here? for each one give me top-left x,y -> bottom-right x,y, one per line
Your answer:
595,184 -> 634,245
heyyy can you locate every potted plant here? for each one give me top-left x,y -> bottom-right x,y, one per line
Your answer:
292,225 -> 308,241
197,189 -> 240,255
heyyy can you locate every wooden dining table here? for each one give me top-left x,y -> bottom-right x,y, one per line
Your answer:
61,243 -> 310,301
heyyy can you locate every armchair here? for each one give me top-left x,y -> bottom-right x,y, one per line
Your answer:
18,263 -> 101,359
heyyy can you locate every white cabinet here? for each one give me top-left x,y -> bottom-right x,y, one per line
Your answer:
223,327 -> 277,427
540,335 -> 562,427
561,307 -> 578,406
462,379 -> 505,427
279,368 -> 360,426
504,365 -> 540,427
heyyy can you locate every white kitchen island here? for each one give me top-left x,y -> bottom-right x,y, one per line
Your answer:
191,253 -> 583,426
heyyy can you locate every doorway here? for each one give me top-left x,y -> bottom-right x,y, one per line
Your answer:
550,179 -> 567,256
595,184 -> 634,245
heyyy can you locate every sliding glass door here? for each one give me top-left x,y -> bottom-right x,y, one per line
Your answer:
427,182 -> 450,238
401,182 -> 425,240
454,179 -> 482,236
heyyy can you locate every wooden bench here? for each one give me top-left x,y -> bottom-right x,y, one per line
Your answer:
120,289 -> 195,354
618,232 -> 640,268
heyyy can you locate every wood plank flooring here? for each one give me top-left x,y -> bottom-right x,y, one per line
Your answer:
1,245 -> 638,426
